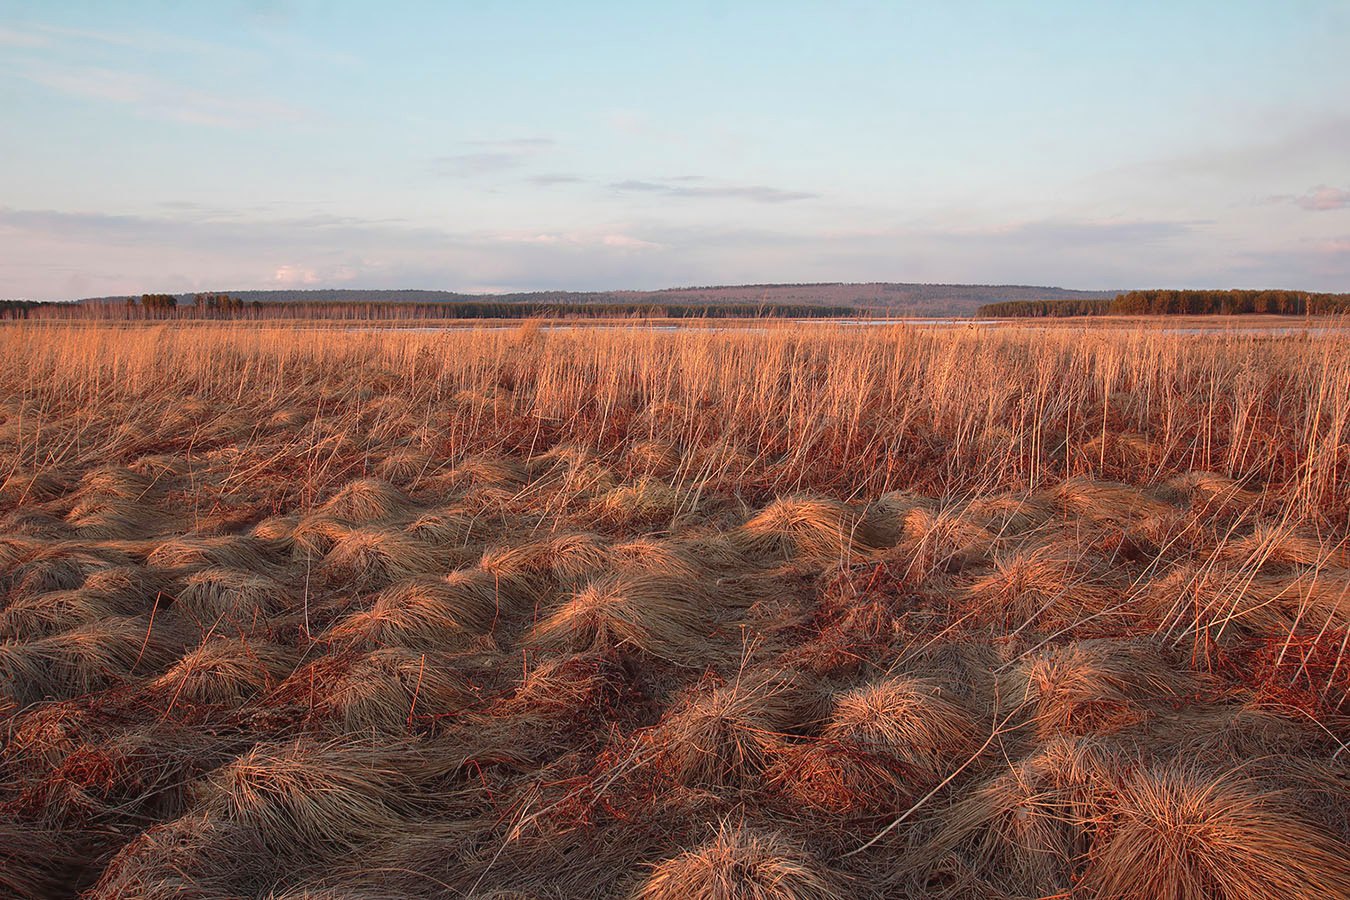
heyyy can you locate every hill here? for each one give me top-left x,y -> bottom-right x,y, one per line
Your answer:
73,283 -> 1119,317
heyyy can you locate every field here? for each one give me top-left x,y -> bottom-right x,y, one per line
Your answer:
2,320 -> 1349,899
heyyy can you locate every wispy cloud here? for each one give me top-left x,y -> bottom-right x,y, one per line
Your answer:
0,26 -> 49,47
13,62 -> 305,127
526,173 -> 585,187
967,218 -> 1202,246
609,177 -> 818,204
6,202 -> 1342,301
1123,115 -> 1350,182
0,204 -> 672,299
27,22 -> 226,55
1291,185 -> 1350,211
497,230 -> 663,250
432,138 -> 555,177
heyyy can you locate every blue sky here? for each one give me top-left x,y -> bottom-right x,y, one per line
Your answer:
1,1 -> 1348,299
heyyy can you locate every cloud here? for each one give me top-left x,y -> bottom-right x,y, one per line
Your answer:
273,264 -> 322,285
1125,115 -> 1350,182
966,218 -> 1201,246
526,173 -> 585,187
0,26 -> 49,47
609,177 -> 818,203
0,204 -> 676,299
493,230 -> 663,250
14,62 -> 305,127
1292,185 -> 1350,211
4,203 -> 1343,301
432,138 -> 555,177
27,22 -> 225,55
601,234 -> 662,249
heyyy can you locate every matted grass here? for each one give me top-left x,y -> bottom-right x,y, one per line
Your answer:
0,319 -> 1347,898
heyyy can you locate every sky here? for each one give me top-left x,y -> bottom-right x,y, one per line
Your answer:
1,1 -> 1348,300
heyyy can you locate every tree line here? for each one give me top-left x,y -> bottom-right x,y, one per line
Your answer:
977,299 -> 1112,317
979,290 -> 1350,318
3,297 -> 859,321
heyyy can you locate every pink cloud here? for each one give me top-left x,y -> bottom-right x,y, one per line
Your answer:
1294,185 -> 1350,211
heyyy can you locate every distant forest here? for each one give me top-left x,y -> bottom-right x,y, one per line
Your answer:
979,290 -> 1350,318
6,286 -> 1347,322
10,282 -> 1117,319
0,296 -> 857,321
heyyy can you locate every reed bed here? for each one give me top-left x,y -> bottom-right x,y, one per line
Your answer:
0,319 -> 1347,898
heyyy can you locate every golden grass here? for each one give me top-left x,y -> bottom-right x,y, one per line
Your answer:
326,571 -> 507,649
924,736 -> 1114,894
528,571 -> 728,663
150,635 -> 295,706
192,738 -> 427,849
639,821 -> 842,900
964,542 -> 1122,629
269,647 -> 481,735
643,671 -> 809,789
174,566 -> 289,630
318,477 -> 415,524
1,319 -> 1348,898
737,496 -> 888,564
821,675 -> 977,778
319,525 -> 473,591
1005,639 -> 1193,737
1084,765 -> 1350,899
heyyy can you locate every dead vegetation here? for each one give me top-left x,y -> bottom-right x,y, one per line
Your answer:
1,320 -> 1347,898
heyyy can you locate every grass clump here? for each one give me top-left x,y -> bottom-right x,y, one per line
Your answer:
639,821 -> 842,900
1084,765 -> 1350,900
192,739 -> 427,850
529,572 -> 726,663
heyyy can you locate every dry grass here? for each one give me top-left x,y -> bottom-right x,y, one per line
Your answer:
639,820 -> 842,900
923,736 -> 1114,895
150,635 -> 295,706
1021,641 -> 1194,732
964,542 -> 1122,629
1,319 -> 1347,898
643,671 -> 809,789
528,571 -> 731,663
174,566 -> 289,630
737,496 -> 888,564
1084,765 -> 1350,900
325,570 -> 507,649
821,675 -> 977,778
191,738 -> 428,849
318,526 -> 457,591
318,477 -> 415,524
0,615 -> 185,706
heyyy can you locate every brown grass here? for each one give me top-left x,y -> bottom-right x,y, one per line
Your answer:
821,675 -> 978,778
0,615 -> 185,706
318,526 -> 460,591
150,636 -> 295,706
1084,765 -> 1350,900
737,496 -> 889,564
528,571 -> 730,663
1,319 -> 1348,898
174,566 -> 289,630
1005,639 -> 1194,737
325,571 -> 507,649
638,820 -> 842,900
318,477 -> 415,524
191,739 -> 428,849
643,671 -> 809,789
